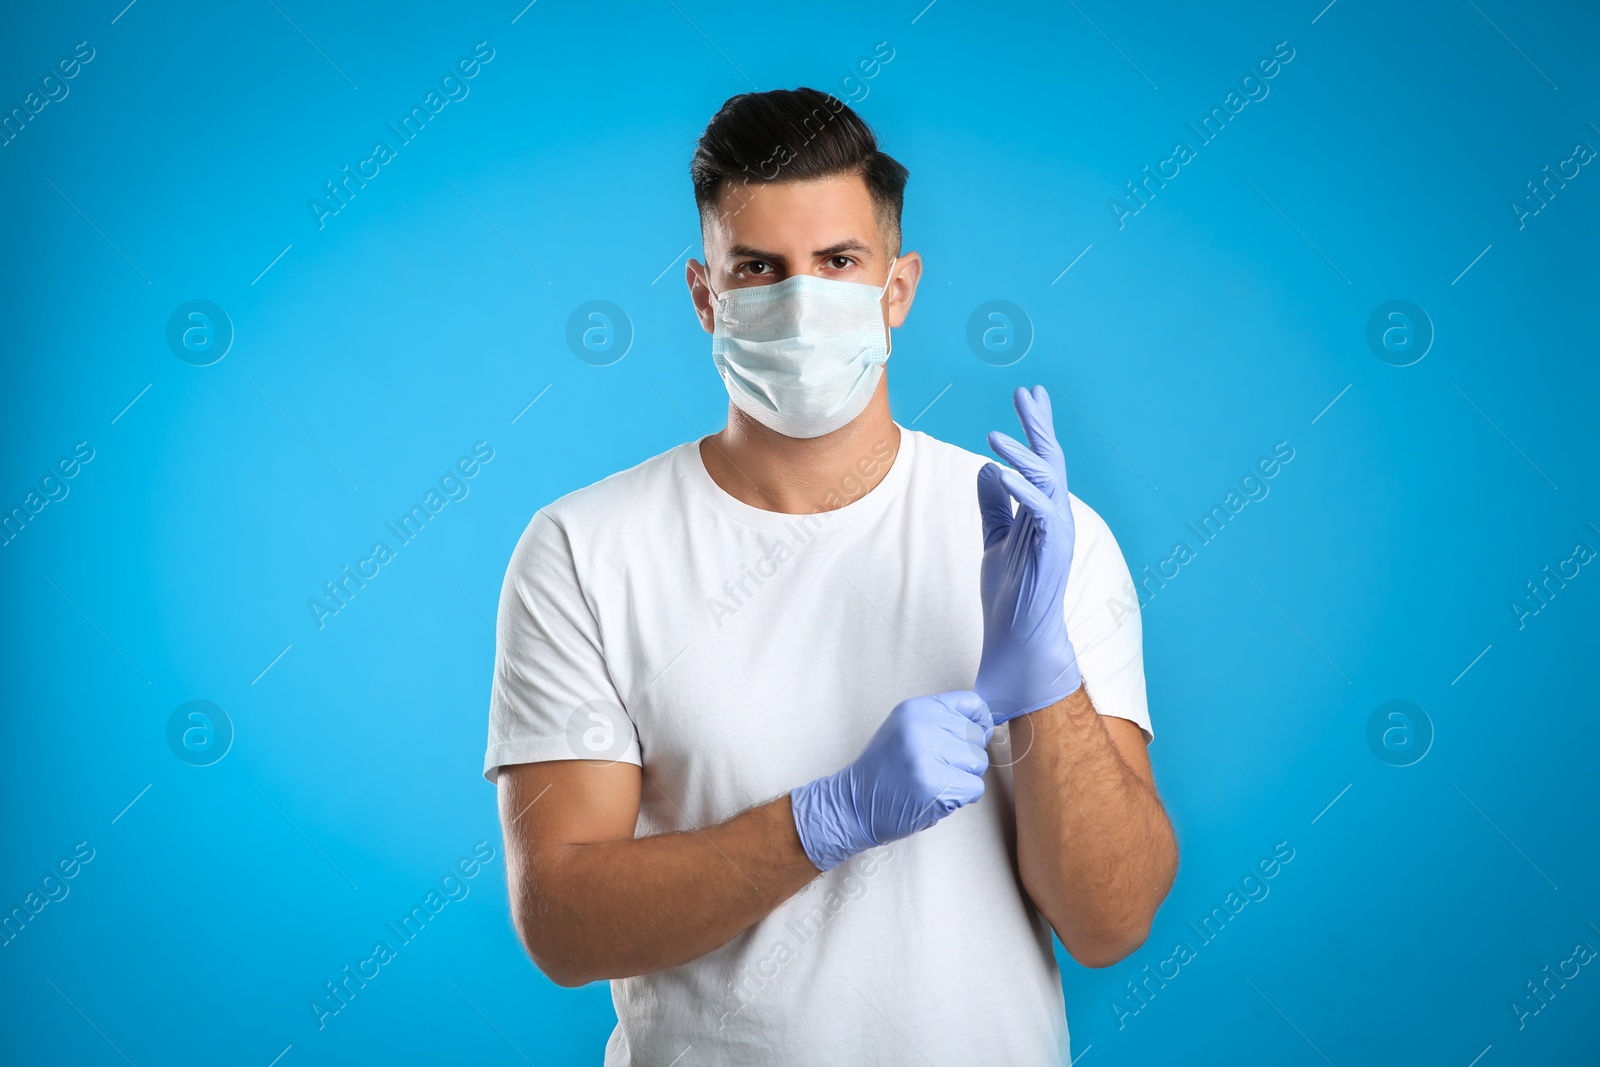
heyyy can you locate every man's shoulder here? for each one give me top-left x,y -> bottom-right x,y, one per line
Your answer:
511,441 -> 694,558
907,428 -> 992,483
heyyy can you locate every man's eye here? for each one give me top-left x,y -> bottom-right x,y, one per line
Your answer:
741,261 -> 771,275
830,256 -> 854,270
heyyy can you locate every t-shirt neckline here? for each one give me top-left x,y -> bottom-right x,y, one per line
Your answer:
681,423 -> 918,531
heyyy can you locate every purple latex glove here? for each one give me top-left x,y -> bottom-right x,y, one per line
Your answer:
973,385 -> 1082,723
790,691 -> 994,872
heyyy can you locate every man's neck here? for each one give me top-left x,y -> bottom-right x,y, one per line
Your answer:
698,382 -> 902,515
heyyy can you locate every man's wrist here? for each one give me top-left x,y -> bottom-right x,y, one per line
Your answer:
768,793 -> 828,879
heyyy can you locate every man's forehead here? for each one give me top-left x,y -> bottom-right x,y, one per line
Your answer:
704,175 -> 885,258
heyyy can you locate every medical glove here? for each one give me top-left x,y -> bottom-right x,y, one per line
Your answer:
790,691 -> 993,872
974,385 -> 1082,723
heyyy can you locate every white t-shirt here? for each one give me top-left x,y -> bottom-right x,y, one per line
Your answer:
484,425 -> 1152,1067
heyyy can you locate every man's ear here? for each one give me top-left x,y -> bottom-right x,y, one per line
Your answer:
886,250 -> 922,330
686,257 -> 715,334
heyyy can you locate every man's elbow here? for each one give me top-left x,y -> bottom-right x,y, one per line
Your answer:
1062,922 -> 1151,969
518,930 -> 598,988
1026,875 -> 1162,969
539,959 -> 594,989
511,904 -> 598,988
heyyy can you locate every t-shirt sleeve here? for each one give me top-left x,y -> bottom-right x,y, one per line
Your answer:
483,508 -> 642,783
1064,496 -> 1154,744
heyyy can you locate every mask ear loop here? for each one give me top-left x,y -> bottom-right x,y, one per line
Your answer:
878,256 -> 899,299
878,255 -> 899,358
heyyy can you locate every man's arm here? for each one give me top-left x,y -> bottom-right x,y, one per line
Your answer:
973,385 -> 1177,969
497,690 -> 992,986
498,759 -> 820,987
1006,693 -> 1177,968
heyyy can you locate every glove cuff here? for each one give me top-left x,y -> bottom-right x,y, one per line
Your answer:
790,773 -> 864,872
979,643 -> 1083,724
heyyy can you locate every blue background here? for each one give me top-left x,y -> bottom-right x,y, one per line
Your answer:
3,0 -> 1596,1063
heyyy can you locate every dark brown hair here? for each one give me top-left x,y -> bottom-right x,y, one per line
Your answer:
690,87 -> 909,253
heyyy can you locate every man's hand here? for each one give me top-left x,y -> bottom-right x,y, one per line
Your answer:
790,691 -> 993,872
974,385 -> 1081,724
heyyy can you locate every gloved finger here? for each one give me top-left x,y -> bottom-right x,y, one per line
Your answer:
961,734 -> 994,773
913,777 -> 969,823
929,767 -> 987,812
929,693 -> 995,752
949,773 -> 986,808
987,430 -> 1057,497
996,466 -> 1057,538
930,689 -> 994,732
1016,385 -> 1066,479
976,463 -> 1014,550
932,740 -> 990,780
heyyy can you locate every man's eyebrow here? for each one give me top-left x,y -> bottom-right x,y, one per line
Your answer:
726,240 -> 876,261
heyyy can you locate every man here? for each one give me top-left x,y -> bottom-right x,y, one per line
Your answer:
485,87 -> 1177,1065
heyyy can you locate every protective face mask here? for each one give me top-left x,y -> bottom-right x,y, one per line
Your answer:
710,257 -> 898,439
